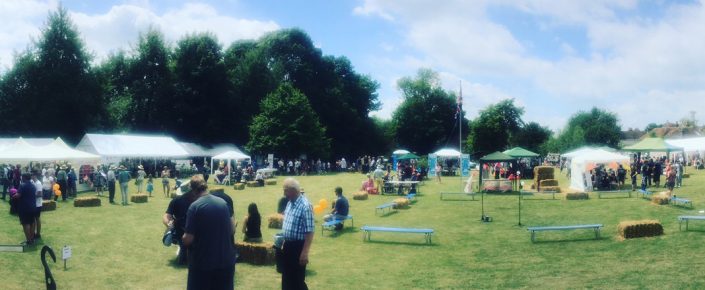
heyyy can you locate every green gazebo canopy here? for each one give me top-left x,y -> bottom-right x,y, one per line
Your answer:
622,137 -> 683,153
397,153 -> 420,160
503,147 -> 539,158
480,151 -> 517,161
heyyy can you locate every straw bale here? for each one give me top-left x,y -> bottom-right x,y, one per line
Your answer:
566,192 -> 588,200
651,196 -> 670,205
266,179 -> 277,185
41,200 -> 56,211
233,183 -> 245,190
268,214 -> 284,229
393,198 -> 410,209
352,191 -> 368,200
539,179 -> 559,187
235,241 -> 276,265
130,194 -> 148,203
533,166 -> 555,191
618,220 -> 663,239
74,196 -> 101,207
540,186 -> 561,193
247,181 -> 261,187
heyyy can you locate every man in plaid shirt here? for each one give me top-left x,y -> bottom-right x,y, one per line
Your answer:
281,178 -> 314,290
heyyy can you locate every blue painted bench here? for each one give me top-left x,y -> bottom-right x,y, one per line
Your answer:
671,196 -> 693,208
375,202 -> 396,215
360,226 -> 434,244
440,192 -> 476,201
406,193 -> 416,201
527,224 -> 603,242
678,215 -> 705,231
639,189 -> 653,199
321,215 -> 354,235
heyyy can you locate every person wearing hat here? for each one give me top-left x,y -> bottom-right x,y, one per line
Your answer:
107,165 -> 117,204
56,165 -> 68,201
136,165 -> 146,194
373,165 -> 385,193
93,165 -> 105,197
117,165 -> 131,206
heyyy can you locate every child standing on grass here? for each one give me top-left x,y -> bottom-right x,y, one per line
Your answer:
146,175 -> 154,197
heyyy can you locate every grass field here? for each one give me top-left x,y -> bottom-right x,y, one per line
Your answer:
2,168 -> 705,289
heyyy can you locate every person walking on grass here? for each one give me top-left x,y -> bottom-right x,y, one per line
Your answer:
146,176 -> 154,197
162,166 -> 171,197
435,163 -> 442,183
31,173 -> 43,240
93,165 -> 105,197
136,165 -> 146,194
182,174 -> 236,290
107,165 -> 116,204
280,177 -> 314,290
15,173 -> 36,246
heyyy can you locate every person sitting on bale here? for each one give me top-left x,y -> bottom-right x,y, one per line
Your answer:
324,187 -> 349,230
242,203 -> 263,243
361,174 -> 377,194
255,171 -> 265,186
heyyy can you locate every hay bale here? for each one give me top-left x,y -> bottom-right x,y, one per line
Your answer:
246,181 -> 261,187
130,194 -> 149,203
235,241 -> 276,265
233,183 -> 245,190
566,192 -> 588,200
268,214 -> 283,229
41,200 -> 56,211
539,179 -> 559,187
651,195 -> 670,205
352,191 -> 368,200
74,196 -> 101,207
265,179 -> 277,185
533,166 -> 555,191
540,186 -> 561,193
393,198 -> 410,209
618,220 -> 663,239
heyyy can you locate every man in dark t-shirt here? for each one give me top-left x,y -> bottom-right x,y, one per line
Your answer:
210,190 -> 234,218
182,175 -> 236,290
16,173 -> 36,245
164,191 -> 197,265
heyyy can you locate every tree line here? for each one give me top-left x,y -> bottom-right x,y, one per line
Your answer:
0,7 -> 624,160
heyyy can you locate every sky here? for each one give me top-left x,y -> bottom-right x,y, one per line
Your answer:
1,0 -> 704,132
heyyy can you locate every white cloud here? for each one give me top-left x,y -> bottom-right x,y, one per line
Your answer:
0,1 -> 279,69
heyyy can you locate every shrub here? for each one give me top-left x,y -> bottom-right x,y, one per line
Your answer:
618,220 -> 663,239
41,200 -> 56,211
235,241 -> 275,265
233,183 -> 245,190
352,191 -> 368,200
566,192 -> 588,200
74,196 -> 101,207
130,194 -> 148,203
268,214 -> 284,229
393,198 -> 410,209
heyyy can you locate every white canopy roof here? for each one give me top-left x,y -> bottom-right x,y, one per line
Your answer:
392,149 -> 410,155
0,137 -> 100,164
212,151 -> 251,161
76,134 -> 188,158
569,149 -> 630,192
179,142 -> 211,156
0,137 -> 55,152
433,148 -> 462,157
666,137 -> 705,152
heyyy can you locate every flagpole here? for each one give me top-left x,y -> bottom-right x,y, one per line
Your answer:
459,81 -> 463,192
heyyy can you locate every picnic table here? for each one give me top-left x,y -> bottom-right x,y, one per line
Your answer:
384,180 -> 419,195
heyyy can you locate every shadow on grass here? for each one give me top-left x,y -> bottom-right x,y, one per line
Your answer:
323,227 -> 360,238
378,211 -> 399,217
530,237 -> 607,244
166,257 -> 188,269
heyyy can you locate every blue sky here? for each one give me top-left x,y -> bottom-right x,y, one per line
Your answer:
2,0 -> 705,132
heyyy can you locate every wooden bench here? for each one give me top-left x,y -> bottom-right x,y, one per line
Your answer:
678,215 -> 705,231
671,197 -> 693,208
360,226 -> 434,244
527,224 -> 603,242
597,190 -> 632,199
321,215 -> 354,235
375,202 -> 396,215
639,189 -> 653,199
440,192 -> 476,201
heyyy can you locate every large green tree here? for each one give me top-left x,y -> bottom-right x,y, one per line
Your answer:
0,6 -> 103,142
510,121 -> 553,155
172,33 -> 235,144
96,51 -> 133,130
546,107 -> 621,152
466,99 -> 524,157
392,69 -> 468,155
246,83 -> 330,158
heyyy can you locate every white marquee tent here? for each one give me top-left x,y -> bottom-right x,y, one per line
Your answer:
392,149 -> 410,155
0,137 -> 100,164
433,148 -> 462,158
569,149 -> 630,192
210,150 -> 251,176
76,134 -> 188,163
666,137 -> 705,153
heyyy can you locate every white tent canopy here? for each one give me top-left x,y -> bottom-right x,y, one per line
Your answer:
433,148 -> 462,158
666,137 -> 705,152
569,149 -> 629,192
562,147 -> 601,159
392,149 -> 410,155
0,137 -> 55,152
0,137 -> 100,164
210,150 -> 251,176
179,142 -> 211,157
76,134 -> 188,159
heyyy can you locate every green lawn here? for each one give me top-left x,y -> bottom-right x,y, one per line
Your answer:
2,169 -> 705,289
